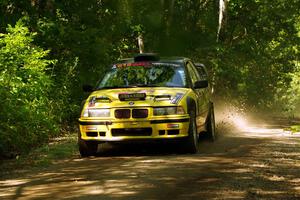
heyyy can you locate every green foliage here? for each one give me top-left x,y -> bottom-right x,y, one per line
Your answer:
210,0 -> 300,112
278,63 -> 300,116
0,21 -> 57,156
0,135 -> 77,177
290,125 -> 300,133
0,0 -> 299,157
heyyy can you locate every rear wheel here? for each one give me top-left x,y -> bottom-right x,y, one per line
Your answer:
78,137 -> 98,157
182,111 -> 199,153
206,102 -> 216,141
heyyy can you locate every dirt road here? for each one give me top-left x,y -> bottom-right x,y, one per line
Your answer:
1,120 -> 300,199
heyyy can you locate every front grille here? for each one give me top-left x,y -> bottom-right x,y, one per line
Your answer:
111,128 -> 152,136
114,108 -> 149,119
167,130 -> 179,135
115,109 -> 130,119
132,109 -> 148,118
159,130 -> 165,135
99,132 -> 106,136
86,132 -> 98,137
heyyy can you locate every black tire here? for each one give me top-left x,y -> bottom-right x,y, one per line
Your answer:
182,111 -> 199,153
206,102 -> 216,142
78,138 -> 98,157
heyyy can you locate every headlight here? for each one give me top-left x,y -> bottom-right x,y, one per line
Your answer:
153,106 -> 185,116
82,108 -> 110,117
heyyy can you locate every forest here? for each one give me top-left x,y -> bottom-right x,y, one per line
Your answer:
0,0 -> 299,158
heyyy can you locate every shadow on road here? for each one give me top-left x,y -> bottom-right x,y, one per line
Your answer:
1,123 -> 300,200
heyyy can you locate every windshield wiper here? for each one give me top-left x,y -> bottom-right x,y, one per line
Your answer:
96,86 -> 127,90
127,84 -> 160,87
97,84 -> 160,90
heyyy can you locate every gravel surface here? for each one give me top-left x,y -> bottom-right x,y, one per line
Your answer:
1,118 -> 300,200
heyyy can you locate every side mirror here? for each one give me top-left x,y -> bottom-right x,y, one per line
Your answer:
194,63 -> 205,68
194,80 -> 208,89
82,84 -> 94,92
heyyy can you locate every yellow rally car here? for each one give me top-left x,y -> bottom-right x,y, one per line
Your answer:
78,54 -> 215,156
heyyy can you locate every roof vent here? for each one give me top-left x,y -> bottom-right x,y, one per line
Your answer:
134,53 -> 159,62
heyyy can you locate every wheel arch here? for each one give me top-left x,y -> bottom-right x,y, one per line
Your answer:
186,96 -> 197,115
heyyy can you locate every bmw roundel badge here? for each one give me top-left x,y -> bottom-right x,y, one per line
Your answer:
129,101 -> 135,106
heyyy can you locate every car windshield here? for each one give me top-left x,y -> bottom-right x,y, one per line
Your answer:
97,62 -> 186,89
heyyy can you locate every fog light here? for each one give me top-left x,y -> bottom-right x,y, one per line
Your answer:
86,127 -> 97,131
167,124 -> 179,128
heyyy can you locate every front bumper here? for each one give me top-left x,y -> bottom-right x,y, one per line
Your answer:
78,117 -> 190,142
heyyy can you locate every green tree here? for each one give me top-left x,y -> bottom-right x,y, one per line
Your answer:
0,20 -> 57,157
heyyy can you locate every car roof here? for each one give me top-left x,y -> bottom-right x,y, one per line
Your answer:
117,54 -> 189,65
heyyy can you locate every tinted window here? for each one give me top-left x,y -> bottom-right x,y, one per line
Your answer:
186,62 -> 200,85
196,65 -> 208,80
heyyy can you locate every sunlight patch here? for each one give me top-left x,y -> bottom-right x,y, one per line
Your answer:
0,179 -> 28,186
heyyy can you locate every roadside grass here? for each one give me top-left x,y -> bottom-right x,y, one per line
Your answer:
290,125 -> 300,133
284,125 -> 300,134
0,134 -> 78,178
29,135 -> 78,167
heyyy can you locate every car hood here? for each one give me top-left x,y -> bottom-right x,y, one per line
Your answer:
86,87 -> 189,108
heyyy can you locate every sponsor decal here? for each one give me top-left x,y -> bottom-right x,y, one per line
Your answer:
114,62 -> 152,68
118,93 -> 146,101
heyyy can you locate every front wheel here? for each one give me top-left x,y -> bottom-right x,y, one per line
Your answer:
78,138 -> 98,157
205,102 -> 216,141
181,111 -> 199,153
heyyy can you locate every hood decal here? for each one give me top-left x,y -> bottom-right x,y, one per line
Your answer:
89,87 -> 188,106
170,93 -> 185,104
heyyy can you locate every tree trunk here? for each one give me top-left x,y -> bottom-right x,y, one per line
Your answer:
138,34 -> 144,53
217,0 -> 228,42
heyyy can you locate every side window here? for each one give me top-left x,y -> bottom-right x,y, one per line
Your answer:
195,63 -> 208,80
186,62 -> 200,86
199,66 -> 208,80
